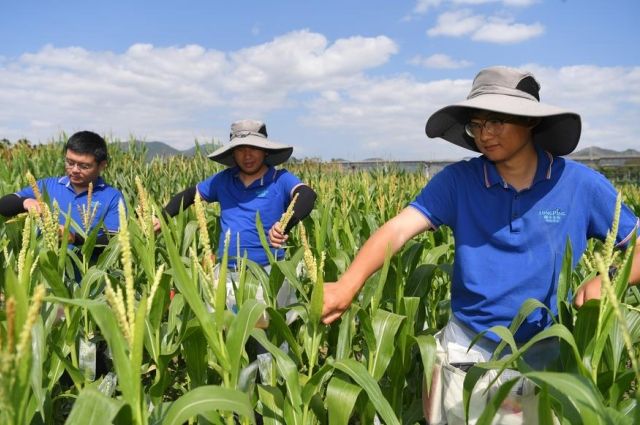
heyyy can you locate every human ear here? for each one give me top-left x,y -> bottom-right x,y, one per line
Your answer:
527,117 -> 542,129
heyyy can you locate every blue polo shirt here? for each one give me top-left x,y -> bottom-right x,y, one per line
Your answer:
410,147 -> 639,342
197,166 -> 302,267
16,176 -> 124,236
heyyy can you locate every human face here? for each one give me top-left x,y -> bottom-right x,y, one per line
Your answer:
233,146 -> 268,176
467,112 -> 535,163
64,150 -> 106,190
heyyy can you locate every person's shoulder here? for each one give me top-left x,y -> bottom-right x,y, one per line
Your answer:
557,156 -> 606,180
438,156 -> 483,178
274,167 -> 293,176
199,167 -> 233,184
215,167 -> 236,179
449,156 -> 482,169
554,156 -> 617,193
98,184 -> 125,202
43,176 -> 64,184
94,177 -> 120,191
38,176 -> 66,189
106,185 -> 125,197
273,167 -> 301,181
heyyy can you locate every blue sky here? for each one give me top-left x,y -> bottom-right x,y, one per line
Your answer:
1,0 -> 638,160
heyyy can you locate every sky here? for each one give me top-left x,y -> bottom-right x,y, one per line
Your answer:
0,0 -> 638,161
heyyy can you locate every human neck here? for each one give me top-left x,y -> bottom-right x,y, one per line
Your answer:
238,165 -> 269,187
495,144 -> 538,191
71,181 -> 92,194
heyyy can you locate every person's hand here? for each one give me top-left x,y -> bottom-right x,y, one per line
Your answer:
23,198 -> 41,214
152,216 -> 161,233
58,224 -> 75,244
574,275 -> 602,308
321,281 -> 356,324
268,222 -> 288,248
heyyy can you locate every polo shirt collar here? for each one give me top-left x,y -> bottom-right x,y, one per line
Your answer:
482,145 -> 554,189
57,176 -> 107,190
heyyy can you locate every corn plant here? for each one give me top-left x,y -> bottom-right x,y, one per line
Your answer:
0,138 -> 638,424
462,193 -> 640,425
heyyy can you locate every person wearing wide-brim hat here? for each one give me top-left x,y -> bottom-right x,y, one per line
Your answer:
320,66 -> 640,423
206,120 -> 294,167
158,119 -> 316,316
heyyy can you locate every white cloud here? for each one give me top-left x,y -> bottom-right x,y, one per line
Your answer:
517,64 -> 640,153
452,0 -> 537,5
501,0 -> 538,6
427,10 -> 484,37
427,10 -> 543,43
0,31 -> 397,149
228,31 -> 397,93
301,64 -> 640,159
412,0 -> 443,15
472,18 -> 544,43
409,0 -> 536,17
410,54 -> 472,69
0,34 -> 638,160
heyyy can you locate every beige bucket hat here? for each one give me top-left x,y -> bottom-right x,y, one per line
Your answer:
208,119 -> 294,166
425,66 -> 582,156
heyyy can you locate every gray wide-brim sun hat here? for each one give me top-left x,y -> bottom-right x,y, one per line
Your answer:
425,66 -> 582,156
207,119 -> 294,167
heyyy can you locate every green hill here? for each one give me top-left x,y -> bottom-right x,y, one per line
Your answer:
116,140 -> 220,161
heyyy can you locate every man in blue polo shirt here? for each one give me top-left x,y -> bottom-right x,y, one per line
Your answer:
0,130 -> 124,246
159,119 -> 316,311
321,66 -> 640,423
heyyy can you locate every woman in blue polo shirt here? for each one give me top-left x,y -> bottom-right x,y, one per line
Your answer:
320,66 -> 640,423
0,130 -> 124,246
160,119 -> 316,311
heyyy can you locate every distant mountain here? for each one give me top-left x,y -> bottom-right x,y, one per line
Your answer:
182,144 -> 219,157
570,146 -> 640,159
116,140 -> 220,160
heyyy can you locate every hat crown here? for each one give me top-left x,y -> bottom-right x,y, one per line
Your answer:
230,120 -> 268,141
467,66 -> 541,103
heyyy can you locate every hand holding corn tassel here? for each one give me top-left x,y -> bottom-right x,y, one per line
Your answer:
26,172 -> 60,250
269,192 -> 298,248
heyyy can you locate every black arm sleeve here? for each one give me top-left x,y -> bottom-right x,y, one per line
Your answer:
284,185 -> 317,234
163,186 -> 197,218
0,194 -> 27,217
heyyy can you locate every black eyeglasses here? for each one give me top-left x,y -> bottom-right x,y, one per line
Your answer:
464,118 -> 510,138
64,158 -> 95,171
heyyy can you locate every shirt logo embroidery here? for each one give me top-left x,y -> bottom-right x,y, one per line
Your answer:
539,208 -> 566,223
256,189 -> 269,198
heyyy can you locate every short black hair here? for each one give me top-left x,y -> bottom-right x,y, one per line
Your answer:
64,131 -> 108,162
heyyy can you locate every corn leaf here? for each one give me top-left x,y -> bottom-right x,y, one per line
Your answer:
370,309 -> 405,380
65,388 -> 125,425
326,376 -> 362,425
333,358 -> 400,425
161,385 -> 255,425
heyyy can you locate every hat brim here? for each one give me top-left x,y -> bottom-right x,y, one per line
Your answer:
207,134 -> 293,167
425,94 -> 582,156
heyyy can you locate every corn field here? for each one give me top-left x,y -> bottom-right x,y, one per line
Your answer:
0,138 -> 639,424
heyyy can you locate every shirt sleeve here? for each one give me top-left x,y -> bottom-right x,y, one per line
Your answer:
102,191 -> 125,232
586,170 -> 639,247
196,171 -> 224,203
409,165 -> 457,228
276,169 -> 303,200
15,179 -> 45,198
